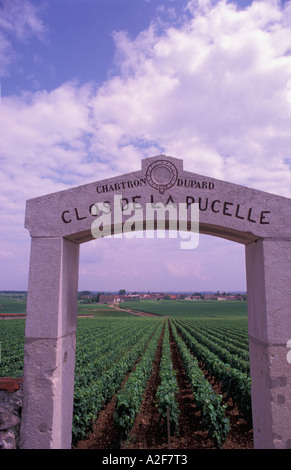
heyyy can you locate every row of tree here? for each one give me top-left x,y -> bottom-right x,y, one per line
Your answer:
78,290 -> 127,303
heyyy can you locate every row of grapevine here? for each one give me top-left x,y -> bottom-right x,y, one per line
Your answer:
0,319 -> 25,377
113,321 -> 164,438
72,319 -> 163,443
156,320 -> 179,434
195,325 -> 250,358
0,315 -> 252,448
184,319 -> 250,351
172,319 -> 252,423
211,325 -> 249,345
176,319 -> 250,373
74,321 -> 154,388
170,321 -> 230,447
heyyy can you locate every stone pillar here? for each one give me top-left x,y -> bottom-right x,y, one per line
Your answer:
20,237 -> 79,449
246,238 -> 291,449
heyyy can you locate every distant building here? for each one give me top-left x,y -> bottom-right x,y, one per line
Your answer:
203,294 -> 217,300
99,294 -> 116,304
227,295 -> 237,301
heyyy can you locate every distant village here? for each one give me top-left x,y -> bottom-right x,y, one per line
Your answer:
0,290 -> 247,304
77,290 -> 247,304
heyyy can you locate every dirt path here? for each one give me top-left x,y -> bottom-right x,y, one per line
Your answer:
123,322 -> 166,449
109,304 -> 159,317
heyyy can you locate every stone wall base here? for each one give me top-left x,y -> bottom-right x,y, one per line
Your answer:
0,378 -> 23,449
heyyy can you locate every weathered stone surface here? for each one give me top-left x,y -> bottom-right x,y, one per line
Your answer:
25,155 -> 291,244
0,386 -> 23,449
0,430 -> 16,449
0,409 -> 20,430
20,332 -> 76,449
20,155 -> 291,449
25,238 -> 79,339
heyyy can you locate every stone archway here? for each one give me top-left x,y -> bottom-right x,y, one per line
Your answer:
20,155 -> 291,449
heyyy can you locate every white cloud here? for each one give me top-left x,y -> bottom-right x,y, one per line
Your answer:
87,0 -> 291,193
165,260 -> 210,281
1,0 -> 291,289
2,0 -> 291,195
0,0 -> 46,42
0,0 -> 47,77
0,30 -> 15,77
0,250 -> 15,260
76,232 -> 245,292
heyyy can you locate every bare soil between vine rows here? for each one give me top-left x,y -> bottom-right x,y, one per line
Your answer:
74,322 -> 253,450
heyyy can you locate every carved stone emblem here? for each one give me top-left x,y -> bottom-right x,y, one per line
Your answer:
146,159 -> 178,194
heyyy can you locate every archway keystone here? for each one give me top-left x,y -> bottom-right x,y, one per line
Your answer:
20,155 -> 291,449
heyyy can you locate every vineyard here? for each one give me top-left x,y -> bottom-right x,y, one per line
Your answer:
0,299 -> 253,449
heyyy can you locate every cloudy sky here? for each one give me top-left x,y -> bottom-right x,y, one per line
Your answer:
1,0 -> 291,293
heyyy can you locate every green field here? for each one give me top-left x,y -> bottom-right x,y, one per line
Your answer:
0,297 -> 132,317
76,303 -> 133,317
0,297 -> 248,319
0,299 -> 250,447
0,299 -> 248,379
121,299 -> 248,318
0,297 -> 26,314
